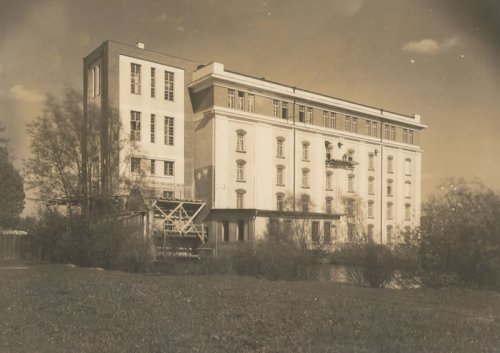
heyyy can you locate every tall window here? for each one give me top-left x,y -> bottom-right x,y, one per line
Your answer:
164,71 -> 174,101
281,101 -> 288,119
312,221 -> 320,242
345,116 -> 351,131
371,122 -> 377,137
348,174 -> 355,193
151,67 -> 156,97
368,153 -> 375,170
405,203 -> 412,220
238,220 -> 245,241
405,181 -> 412,198
384,124 -> 390,139
352,117 -> 358,133
346,199 -> 355,216
367,224 -> 375,241
390,125 -> 396,140
236,130 -> 246,152
385,124 -> 396,140
150,114 -> 155,143
276,193 -> 284,211
324,222 -> 331,243
326,197 -> 332,214
403,129 -> 414,144
387,156 -> 394,173
131,157 -> 141,173
403,129 -> 408,143
131,63 -> 141,94
325,172 -> 332,190
368,200 -> 374,218
348,223 -> 355,242
323,111 -> 336,129
164,161 -> 174,176
299,105 -> 305,122
247,94 -> 255,112
302,142 -> 309,161
368,176 -> 375,194
387,202 -> 393,219
276,137 -> 284,157
237,91 -> 245,110
301,194 -> 309,213
236,190 -> 245,209
228,89 -> 235,108
387,226 -> 393,244
164,117 -> 174,145
273,100 -> 279,117
130,111 -> 141,141
276,166 -> 284,186
306,107 -> 313,124
387,179 -> 393,196
150,160 -> 155,175
408,130 -> 414,144
366,121 -> 377,137
405,158 -> 412,175
301,168 -> 310,188
236,160 -> 246,182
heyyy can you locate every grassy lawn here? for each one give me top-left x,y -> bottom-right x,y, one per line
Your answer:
1,263 -> 499,353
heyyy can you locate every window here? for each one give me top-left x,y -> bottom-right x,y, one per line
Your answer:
403,129 -> 414,144
409,130 -> 414,144
131,157 -> 141,173
312,221 -> 320,242
325,172 -> 332,190
223,221 -> 229,242
151,67 -> 156,97
387,156 -> 394,173
238,220 -> 245,241
273,100 -> 279,117
150,160 -> 155,175
345,116 -> 351,132
237,91 -> 245,110
150,114 -> 155,143
371,122 -> 377,137
131,63 -> 141,94
306,107 -> 313,124
236,160 -> 246,182
368,176 -> 375,194
352,117 -> 358,133
405,181 -> 412,198
301,194 -> 310,213
298,105 -> 305,122
367,224 -> 375,241
368,153 -> 375,171
385,124 -> 396,140
348,223 -> 355,242
323,111 -> 336,129
276,193 -> 284,211
387,202 -> 393,219
368,200 -> 374,218
276,166 -> 284,186
164,161 -> 174,176
276,137 -> 284,157
405,158 -> 412,175
326,197 -> 332,214
384,124 -> 390,139
346,199 -> 355,216
387,179 -> 393,196
164,71 -> 174,101
348,174 -> 355,193
247,94 -> 255,112
228,89 -> 235,108
130,111 -> 141,141
301,168 -> 310,188
405,203 -> 412,221
236,190 -> 246,209
236,130 -> 246,152
302,142 -> 309,161
281,101 -> 288,119
387,226 -> 393,244
324,222 -> 331,243
366,121 -> 377,137
390,125 -> 396,140
163,191 -> 174,199
164,117 -> 174,145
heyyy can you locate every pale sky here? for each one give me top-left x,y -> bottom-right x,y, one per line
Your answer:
1,0 -> 499,213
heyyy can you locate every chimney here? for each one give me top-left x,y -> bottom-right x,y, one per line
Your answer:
136,42 -> 145,49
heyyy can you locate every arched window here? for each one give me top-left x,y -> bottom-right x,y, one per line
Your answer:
387,225 -> 393,244
301,168 -> 310,188
405,203 -> 412,220
236,160 -> 246,182
387,179 -> 393,197
368,176 -> 375,195
276,137 -> 285,158
405,181 -> 412,198
325,171 -> 333,190
276,165 -> 285,186
405,158 -> 412,176
367,200 -> 374,218
368,152 -> 375,171
387,202 -> 393,219
348,173 -> 355,193
236,129 -> 246,152
367,224 -> 375,241
302,141 -> 310,161
301,194 -> 310,213
236,189 -> 246,209
387,155 -> 394,173
325,197 -> 333,214
276,193 -> 284,211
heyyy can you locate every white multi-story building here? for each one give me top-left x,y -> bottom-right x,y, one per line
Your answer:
84,41 -> 426,247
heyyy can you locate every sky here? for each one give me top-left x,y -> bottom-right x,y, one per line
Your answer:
0,0 -> 499,214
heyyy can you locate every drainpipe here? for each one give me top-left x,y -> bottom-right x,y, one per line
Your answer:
292,88 -> 296,212
379,112 -> 384,244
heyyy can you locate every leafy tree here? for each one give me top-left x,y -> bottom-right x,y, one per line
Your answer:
420,178 -> 500,289
0,124 -> 25,228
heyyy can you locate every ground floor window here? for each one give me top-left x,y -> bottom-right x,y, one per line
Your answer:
312,221 -> 320,243
238,220 -> 245,241
223,221 -> 229,242
324,221 -> 331,243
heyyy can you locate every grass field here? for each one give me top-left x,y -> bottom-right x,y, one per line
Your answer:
1,263 -> 499,353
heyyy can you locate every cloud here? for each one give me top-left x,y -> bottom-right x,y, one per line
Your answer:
402,36 -> 459,55
8,85 -> 45,103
